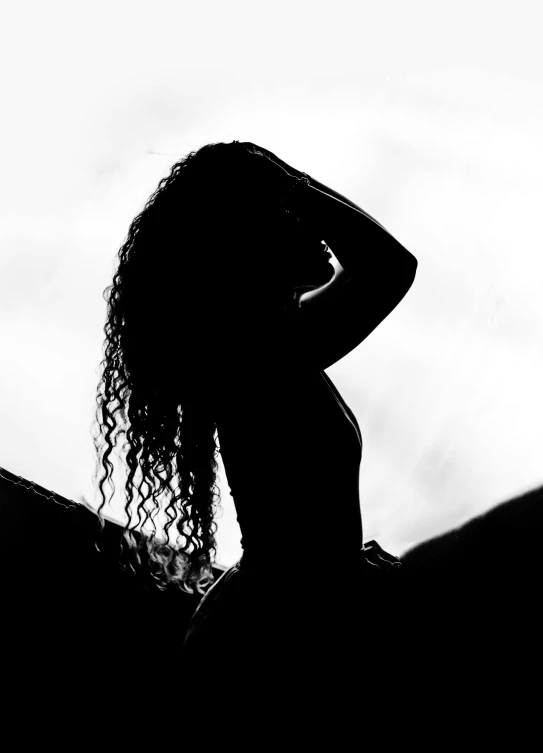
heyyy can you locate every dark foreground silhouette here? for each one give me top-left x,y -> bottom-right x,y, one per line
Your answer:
1,465 -> 540,740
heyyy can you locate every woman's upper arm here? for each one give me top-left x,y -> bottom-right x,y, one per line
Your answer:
284,253 -> 418,372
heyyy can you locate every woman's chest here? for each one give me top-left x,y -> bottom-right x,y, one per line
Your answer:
216,369 -> 361,455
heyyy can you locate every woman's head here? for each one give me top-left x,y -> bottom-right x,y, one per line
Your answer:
180,140 -> 333,315
90,138 -> 329,595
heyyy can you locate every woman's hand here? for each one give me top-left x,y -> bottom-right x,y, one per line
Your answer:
237,142 -> 308,182
235,141 -> 302,202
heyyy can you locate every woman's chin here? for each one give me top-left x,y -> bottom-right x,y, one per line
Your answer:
324,259 -> 336,277
310,260 -> 336,286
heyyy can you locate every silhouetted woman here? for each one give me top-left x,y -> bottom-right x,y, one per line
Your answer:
91,139 -> 417,721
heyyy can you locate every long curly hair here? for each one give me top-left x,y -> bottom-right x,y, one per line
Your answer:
90,139 -> 298,595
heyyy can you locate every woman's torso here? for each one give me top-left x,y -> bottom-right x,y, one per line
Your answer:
215,366 -> 364,565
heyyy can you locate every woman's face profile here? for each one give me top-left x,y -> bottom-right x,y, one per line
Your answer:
282,220 -> 336,294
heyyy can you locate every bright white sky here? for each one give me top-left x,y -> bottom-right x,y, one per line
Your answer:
1,0 -> 543,572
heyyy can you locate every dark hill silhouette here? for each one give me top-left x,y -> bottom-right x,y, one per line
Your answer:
1,464 -> 540,740
391,484 -> 542,736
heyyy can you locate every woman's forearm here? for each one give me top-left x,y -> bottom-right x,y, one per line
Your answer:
305,174 -> 393,238
288,180 -> 417,279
